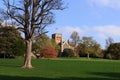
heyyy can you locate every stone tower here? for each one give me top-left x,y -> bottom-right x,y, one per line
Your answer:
52,33 -> 62,45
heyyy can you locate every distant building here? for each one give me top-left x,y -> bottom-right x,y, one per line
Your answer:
52,33 -> 74,53
52,33 -> 62,45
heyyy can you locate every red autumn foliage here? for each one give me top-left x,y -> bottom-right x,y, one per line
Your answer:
40,46 -> 57,58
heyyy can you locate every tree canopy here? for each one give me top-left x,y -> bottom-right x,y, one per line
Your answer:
0,26 -> 25,58
77,37 -> 101,58
107,43 -> 120,60
33,34 -> 60,55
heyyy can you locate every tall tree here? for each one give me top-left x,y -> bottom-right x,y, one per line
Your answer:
70,31 -> 80,57
2,0 -> 64,68
70,31 -> 80,46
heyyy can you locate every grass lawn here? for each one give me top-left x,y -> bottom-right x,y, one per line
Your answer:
0,58 -> 120,80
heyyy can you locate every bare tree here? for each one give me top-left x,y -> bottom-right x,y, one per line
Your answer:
70,31 -> 80,46
2,0 -> 64,68
105,37 -> 114,49
70,31 -> 80,57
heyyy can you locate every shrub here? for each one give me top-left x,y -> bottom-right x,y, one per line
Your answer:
61,48 -> 74,57
40,46 -> 57,58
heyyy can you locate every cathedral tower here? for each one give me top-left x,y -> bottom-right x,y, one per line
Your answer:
52,33 -> 62,45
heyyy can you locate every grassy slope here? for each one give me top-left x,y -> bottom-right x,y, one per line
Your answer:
0,58 -> 120,80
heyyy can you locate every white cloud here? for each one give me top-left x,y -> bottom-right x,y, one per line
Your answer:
55,26 -> 84,39
93,25 -> 120,39
88,0 -> 120,9
56,25 -> 120,40
60,26 -> 83,33
51,25 -> 120,49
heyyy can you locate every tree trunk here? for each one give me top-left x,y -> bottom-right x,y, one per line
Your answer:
87,53 -> 90,59
22,40 -> 33,68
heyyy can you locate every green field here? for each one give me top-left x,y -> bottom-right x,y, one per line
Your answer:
0,58 -> 120,80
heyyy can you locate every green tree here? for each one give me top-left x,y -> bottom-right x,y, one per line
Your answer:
0,26 -> 25,58
12,39 -> 26,57
51,39 -> 60,53
33,34 -> 51,54
2,0 -> 64,68
33,34 -> 60,56
107,43 -> 120,60
77,43 -> 86,57
78,37 -> 101,59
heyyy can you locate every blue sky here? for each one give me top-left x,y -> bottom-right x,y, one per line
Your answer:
46,0 -> 120,49
0,0 -> 120,49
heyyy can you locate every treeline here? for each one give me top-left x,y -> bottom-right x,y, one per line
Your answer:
77,37 -> 120,60
0,26 -> 120,60
66,31 -> 120,60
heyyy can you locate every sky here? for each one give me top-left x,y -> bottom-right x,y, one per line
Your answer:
46,0 -> 120,49
0,0 -> 120,49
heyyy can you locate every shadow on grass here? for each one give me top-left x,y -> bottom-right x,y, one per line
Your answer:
0,75 -> 119,80
0,64 -> 21,68
90,72 -> 120,79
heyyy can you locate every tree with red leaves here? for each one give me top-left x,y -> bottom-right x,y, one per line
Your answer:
40,46 -> 57,58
